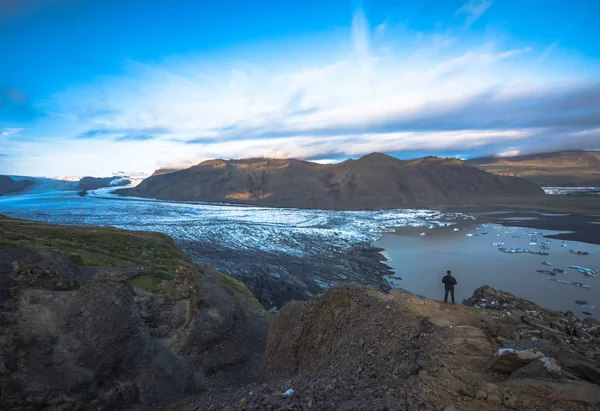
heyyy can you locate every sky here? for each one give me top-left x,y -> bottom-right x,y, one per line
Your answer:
1,0 -> 599,176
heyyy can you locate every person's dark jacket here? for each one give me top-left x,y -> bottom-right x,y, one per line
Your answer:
442,275 -> 457,290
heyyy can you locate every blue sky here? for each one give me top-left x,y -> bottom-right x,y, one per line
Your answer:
1,0 -> 599,176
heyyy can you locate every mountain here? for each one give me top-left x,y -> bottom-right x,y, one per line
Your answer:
78,176 -> 132,191
467,150 -> 600,186
0,175 -> 34,195
117,153 -> 544,210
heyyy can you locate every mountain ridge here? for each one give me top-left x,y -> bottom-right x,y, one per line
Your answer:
467,150 -> 600,186
118,152 -> 544,210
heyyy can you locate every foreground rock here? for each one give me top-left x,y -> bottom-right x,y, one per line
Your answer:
118,153 -> 544,210
181,285 -> 600,411
0,244 -> 268,410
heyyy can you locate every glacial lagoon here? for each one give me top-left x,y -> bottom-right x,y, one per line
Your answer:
0,186 -> 598,317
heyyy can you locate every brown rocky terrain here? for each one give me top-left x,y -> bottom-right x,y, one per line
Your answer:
180,285 -> 600,411
117,153 -> 544,210
0,232 -> 268,409
0,175 -> 34,196
467,150 -> 600,186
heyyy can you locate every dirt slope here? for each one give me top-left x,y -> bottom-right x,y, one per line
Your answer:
467,150 -> 600,186
180,285 -> 600,411
118,153 -> 544,210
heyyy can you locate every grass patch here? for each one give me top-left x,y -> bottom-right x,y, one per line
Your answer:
160,392 -> 205,411
212,269 -> 263,309
0,215 -> 192,289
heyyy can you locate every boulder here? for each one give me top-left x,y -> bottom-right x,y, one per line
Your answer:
557,352 -> 600,384
487,349 -> 544,374
510,357 -> 562,380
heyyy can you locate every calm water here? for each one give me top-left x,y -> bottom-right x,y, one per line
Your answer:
378,222 -> 600,319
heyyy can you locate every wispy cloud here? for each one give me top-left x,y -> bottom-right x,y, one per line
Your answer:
21,6 -> 596,174
115,134 -> 156,142
456,0 -> 492,28
78,127 -> 171,139
0,127 -> 24,138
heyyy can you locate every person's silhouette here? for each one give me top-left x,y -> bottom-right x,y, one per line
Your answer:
442,270 -> 457,304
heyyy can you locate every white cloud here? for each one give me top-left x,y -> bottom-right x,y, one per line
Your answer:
496,149 -> 521,157
456,0 -> 492,28
13,6 -> 594,175
0,128 -> 23,138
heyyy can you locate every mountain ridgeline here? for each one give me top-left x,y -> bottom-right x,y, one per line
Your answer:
467,150 -> 600,186
118,153 -> 544,210
0,175 -> 34,196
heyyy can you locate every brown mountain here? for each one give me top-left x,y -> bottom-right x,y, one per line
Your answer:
118,153 -> 543,210
467,150 -> 600,186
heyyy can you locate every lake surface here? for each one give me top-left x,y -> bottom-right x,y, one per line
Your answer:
378,221 -> 600,319
0,187 -> 598,315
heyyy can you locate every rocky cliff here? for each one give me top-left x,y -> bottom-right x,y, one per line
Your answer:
467,150 -> 600,186
0,217 -> 268,410
0,175 -> 34,196
181,285 -> 600,411
118,153 -> 544,210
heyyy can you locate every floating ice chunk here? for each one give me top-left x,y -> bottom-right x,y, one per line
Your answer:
491,241 -> 505,246
547,277 -> 591,289
496,348 -> 516,356
541,261 -> 552,266
570,250 -> 589,255
282,389 -> 294,396
499,247 -> 549,256
581,304 -> 596,310
569,265 -> 598,278
466,233 -> 474,237
420,232 -> 426,236
453,228 -> 460,232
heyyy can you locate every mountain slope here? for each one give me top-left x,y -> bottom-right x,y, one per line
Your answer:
0,175 -> 34,195
467,150 -> 600,186
118,153 -> 544,210
179,284 -> 600,411
0,215 -> 267,410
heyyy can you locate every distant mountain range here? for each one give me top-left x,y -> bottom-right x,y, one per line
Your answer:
0,176 -> 34,196
117,153 -> 544,210
467,150 -> 600,186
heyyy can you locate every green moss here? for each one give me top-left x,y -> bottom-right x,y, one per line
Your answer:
131,276 -> 162,293
0,215 -> 192,291
212,270 -> 263,309
160,393 -> 204,411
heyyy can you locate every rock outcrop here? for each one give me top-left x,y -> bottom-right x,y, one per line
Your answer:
77,176 -> 131,192
118,153 -> 544,210
0,244 -> 268,410
0,175 -> 34,196
180,285 -> 600,411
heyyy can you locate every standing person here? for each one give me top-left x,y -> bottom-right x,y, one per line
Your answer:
442,270 -> 457,304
